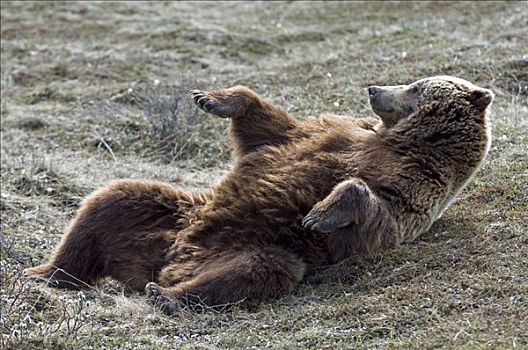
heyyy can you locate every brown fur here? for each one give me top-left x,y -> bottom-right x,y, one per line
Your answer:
25,76 -> 493,311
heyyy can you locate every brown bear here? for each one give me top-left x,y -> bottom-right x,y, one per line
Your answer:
25,76 -> 494,311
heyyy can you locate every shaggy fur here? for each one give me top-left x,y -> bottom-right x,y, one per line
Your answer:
25,76 -> 493,311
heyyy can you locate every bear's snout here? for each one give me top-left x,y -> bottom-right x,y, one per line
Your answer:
367,86 -> 379,97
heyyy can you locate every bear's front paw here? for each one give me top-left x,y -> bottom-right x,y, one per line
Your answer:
145,282 -> 180,315
302,209 -> 335,233
302,204 -> 353,233
189,90 -> 229,118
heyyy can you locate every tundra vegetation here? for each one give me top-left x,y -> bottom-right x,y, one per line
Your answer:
1,2 -> 527,349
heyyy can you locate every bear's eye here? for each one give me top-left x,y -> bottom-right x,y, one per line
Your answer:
410,85 -> 420,94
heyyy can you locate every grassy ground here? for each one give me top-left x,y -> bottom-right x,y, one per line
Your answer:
1,2 -> 527,349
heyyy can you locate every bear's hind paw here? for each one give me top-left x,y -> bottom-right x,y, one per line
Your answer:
145,282 -> 181,315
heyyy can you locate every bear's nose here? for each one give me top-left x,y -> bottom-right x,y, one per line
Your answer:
368,86 -> 378,97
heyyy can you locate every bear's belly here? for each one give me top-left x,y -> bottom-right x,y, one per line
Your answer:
190,148 -> 354,263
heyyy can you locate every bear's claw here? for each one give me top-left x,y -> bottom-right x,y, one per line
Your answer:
145,282 -> 163,298
189,90 -> 227,118
302,211 -> 337,233
145,282 -> 180,315
302,203 -> 355,233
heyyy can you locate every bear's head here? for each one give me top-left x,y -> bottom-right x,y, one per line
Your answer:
367,76 -> 494,128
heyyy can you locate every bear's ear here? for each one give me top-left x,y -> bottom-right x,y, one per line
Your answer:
467,88 -> 494,112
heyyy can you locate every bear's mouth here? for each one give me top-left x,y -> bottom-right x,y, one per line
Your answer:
369,101 -> 398,127
368,92 -> 395,114
370,103 -> 395,116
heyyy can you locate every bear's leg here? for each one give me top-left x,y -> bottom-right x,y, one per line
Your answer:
189,86 -> 300,156
302,178 -> 398,262
145,245 -> 305,312
24,180 -> 207,290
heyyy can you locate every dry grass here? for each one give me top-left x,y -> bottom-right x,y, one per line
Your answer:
1,2 -> 527,349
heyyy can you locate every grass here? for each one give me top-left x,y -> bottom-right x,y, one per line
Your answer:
1,1 -> 527,349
